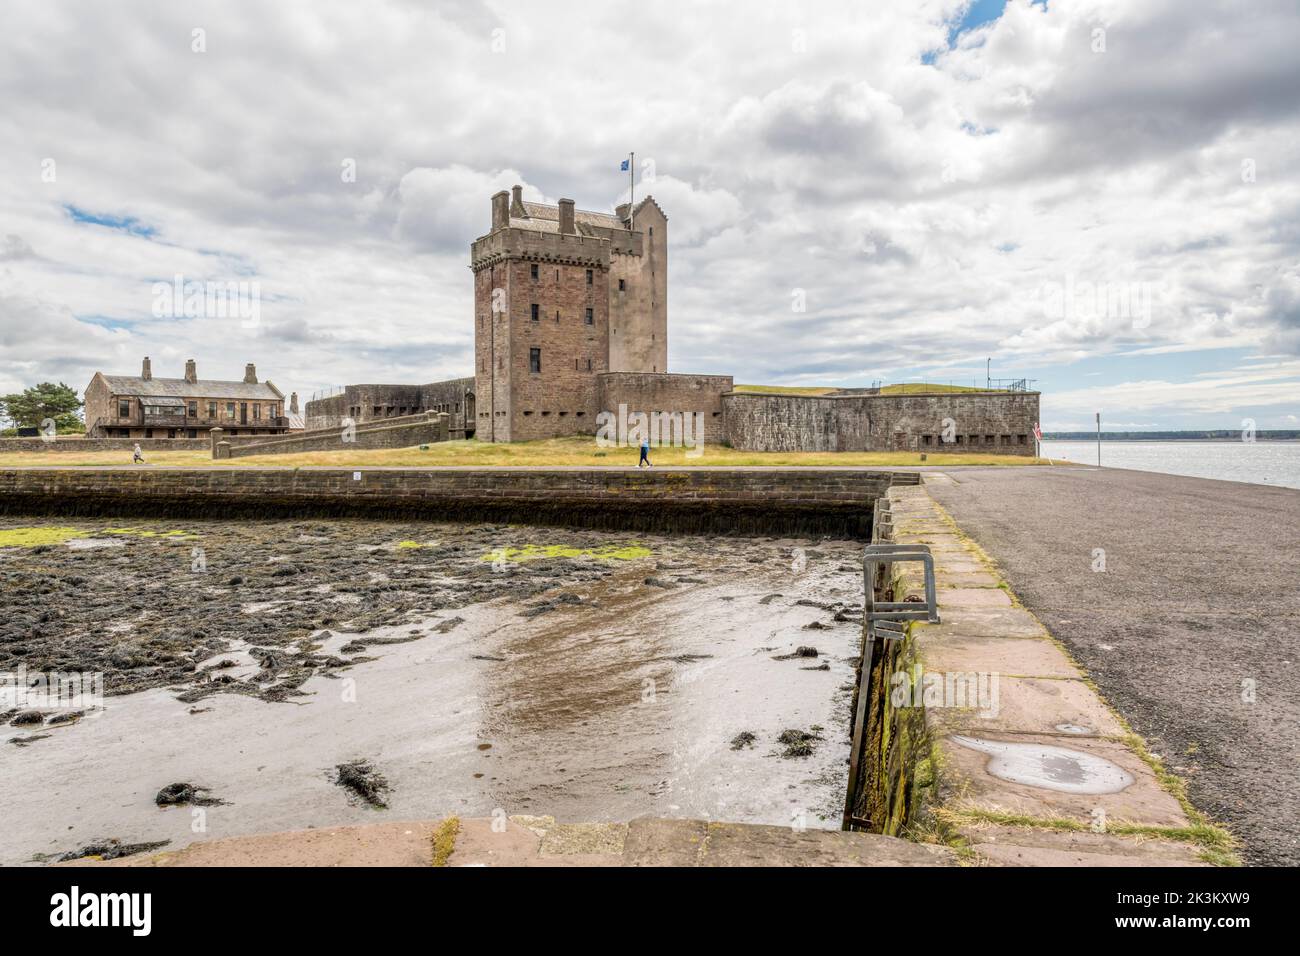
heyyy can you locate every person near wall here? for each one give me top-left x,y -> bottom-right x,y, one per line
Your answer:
638,437 -> 651,468
132,443 -> 145,464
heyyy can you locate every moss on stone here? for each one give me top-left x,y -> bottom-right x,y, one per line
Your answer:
430,815 -> 461,867
481,543 -> 652,563
0,526 -> 87,548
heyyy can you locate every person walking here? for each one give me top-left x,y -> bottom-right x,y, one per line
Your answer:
638,437 -> 652,468
132,442 -> 145,464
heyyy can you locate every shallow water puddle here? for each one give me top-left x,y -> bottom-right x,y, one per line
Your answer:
951,736 -> 1135,794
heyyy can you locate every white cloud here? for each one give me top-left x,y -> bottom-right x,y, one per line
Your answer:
0,0 -> 1297,427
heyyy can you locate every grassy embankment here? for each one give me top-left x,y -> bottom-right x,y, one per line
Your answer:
0,435 -> 1044,469
733,383 -> 1010,395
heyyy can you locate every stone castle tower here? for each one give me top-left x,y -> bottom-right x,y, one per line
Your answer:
471,184 -> 667,442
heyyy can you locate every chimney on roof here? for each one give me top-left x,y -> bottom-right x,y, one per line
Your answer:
141,356 -> 152,381
184,359 -> 197,384
491,190 -> 509,232
290,392 -> 299,414
244,363 -> 258,384
510,184 -> 526,217
558,198 -> 576,235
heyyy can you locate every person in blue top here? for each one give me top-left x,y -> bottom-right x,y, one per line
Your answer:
638,437 -> 651,468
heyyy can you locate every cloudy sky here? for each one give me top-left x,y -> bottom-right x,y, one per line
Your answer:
2,0 -> 1298,430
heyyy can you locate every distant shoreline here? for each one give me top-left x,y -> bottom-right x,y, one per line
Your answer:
1043,433 -> 1300,442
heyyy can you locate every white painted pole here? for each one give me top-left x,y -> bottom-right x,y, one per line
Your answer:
1096,411 -> 1101,467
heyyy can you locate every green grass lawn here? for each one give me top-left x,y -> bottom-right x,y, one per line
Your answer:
0,436 -> 1045,469
733,382 -> 1007,396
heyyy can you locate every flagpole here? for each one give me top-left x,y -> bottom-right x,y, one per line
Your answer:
629,151 -> 635,230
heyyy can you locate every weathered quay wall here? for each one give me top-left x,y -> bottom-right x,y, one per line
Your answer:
0,467 -> 918,536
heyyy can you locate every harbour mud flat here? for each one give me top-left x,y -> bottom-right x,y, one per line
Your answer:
0,517 -> 866,865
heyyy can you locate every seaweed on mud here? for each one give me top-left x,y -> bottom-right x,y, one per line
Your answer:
56,838 -> 170,863
8,734 -> 51,747
334,760 -> 390,808
730,731 -> 757,750
9,710 -> 47,726
155,782 -> 225,807
772,646 -> 820,661
519,594 -> 590,618
777,728 -> 822,758
0,519 -> 648,700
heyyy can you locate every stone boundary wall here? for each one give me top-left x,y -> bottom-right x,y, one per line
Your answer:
0,467 -> 915,536
0,437 -> 210,454
597,373 -> 733,444
721,391 -> 1040,456
214,413 -> 449,459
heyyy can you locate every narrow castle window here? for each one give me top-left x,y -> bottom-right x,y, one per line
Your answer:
530,348 -> 541,373
586,269 -> 593,285
618,279 -> 626,291
585,308 -> 593,325
530,303 -> 539,322
530,264 -> 539,280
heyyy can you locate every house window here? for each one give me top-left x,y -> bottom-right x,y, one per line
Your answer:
1018,434 -> 1028,445
187,401 -> 197,418
586,269 -> 593,285
586,358 -> 592,371
585,308 -> 593,325
530,303 -> 539,322
253,404 -> 261,420
530,264 -> 539,280
207,401 -> 216,418
922,435 -> 932,446
226,403 -> 236,419
530,348 -> 541,373
118,399 -> 130,418
618,279 -> 626,291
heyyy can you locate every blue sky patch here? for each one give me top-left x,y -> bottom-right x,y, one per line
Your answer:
65,205 -> 158,239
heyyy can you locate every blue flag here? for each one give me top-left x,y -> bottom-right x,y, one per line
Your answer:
620,158 -> 630,171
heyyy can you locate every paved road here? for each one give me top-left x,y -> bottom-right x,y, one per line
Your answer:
926,465 -> 1300,866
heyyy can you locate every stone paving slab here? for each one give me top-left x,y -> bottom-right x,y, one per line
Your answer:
924,676 -> 1128,738
914,607 -> 1050,640
913,633 -> 1079,678
74,815 -> 955,867
939,732 -> 1189,828
619,818 -> 952,867
900,568 -> 1001,589
961,825 -> 1206,867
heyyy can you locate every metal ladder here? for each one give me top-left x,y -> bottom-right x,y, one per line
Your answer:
842,542 -> 940,829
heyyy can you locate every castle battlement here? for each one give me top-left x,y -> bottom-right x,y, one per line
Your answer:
473,183 -> 668,442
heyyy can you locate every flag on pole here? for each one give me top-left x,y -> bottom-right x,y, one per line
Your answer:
620,158 -> 630,171
1033,423 -> 1042,443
